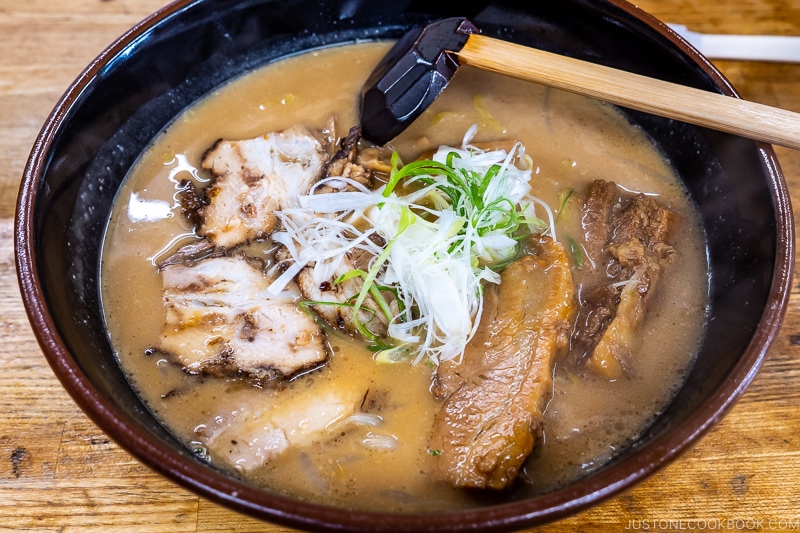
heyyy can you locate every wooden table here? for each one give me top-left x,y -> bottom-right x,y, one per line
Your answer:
1,0 -> 798,531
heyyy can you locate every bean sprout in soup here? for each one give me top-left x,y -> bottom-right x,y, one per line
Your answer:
101,42 -> 708,512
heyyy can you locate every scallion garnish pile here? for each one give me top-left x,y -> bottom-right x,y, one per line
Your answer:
269,131 -> 553,365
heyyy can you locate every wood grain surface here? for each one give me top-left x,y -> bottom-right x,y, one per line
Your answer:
1,0 -> 798,531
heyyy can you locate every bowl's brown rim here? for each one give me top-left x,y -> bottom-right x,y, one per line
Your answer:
14,0 -> 795,531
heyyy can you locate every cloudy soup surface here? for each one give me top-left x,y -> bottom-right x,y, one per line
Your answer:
101,42 -> 708,512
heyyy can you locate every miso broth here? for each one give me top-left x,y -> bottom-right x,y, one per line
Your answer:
101,42 -> 708,511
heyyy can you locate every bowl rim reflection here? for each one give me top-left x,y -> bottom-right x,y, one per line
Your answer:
14,0 -> 794,531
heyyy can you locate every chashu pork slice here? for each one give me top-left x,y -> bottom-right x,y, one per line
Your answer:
293,245 -> 390,338
202,376 -> 367,473
275,126 -> 388,338
429,235 -> 575,490
155,254 -> 327,380
199,126 -> 326,248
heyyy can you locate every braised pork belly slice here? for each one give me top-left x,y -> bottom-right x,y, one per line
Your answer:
154,254 -> 327,382
573,180 -> 676,379
429,235 -> 575,490
581,179 -> 618,262
198,125 -> 326,248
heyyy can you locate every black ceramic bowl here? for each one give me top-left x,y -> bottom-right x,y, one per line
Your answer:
15,0 -> 794,531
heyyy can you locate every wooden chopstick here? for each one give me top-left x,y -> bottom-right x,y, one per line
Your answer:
458,34 -> 800,150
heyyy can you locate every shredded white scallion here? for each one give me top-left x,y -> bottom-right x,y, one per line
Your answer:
271,134 -> 552,365
327,412 -> 384,432
361,432 -> 399,450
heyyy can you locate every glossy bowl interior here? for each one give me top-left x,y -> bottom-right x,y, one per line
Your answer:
15,0 -> 794,531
